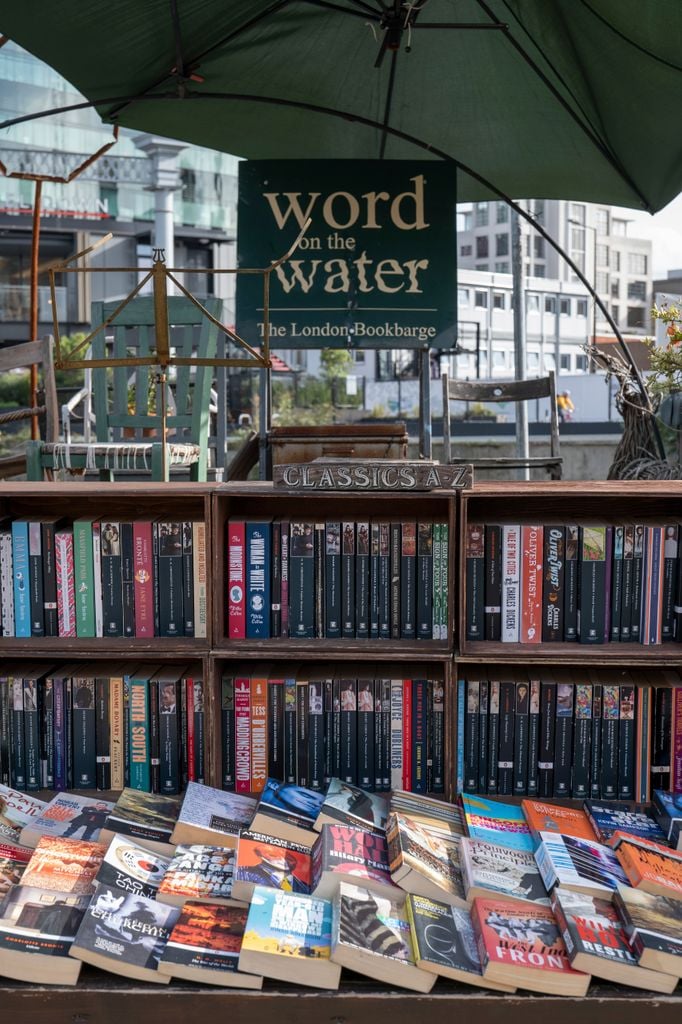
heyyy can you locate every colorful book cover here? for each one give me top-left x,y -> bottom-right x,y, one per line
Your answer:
227,518 -> 246,638
460,837 -> 549,905
0,785 -> 46,835
128,672 -> 151,791
72,889 -> 180,975
521,800 -> 597,846
584,800 -> 668,845
97,834 -> 170,899
471,895 -> 584,980
0,841 -> 31,894
103,789 -> 181,846
72,517 -> 96,638
21,835 -> 105,894
615,836 -> 682,896
460,794 -> 534,853
132,520 -> 155,638
236,830 -> 311,894
160,902 -> 255,978
246,520 -> 271,639
312,824 -> 391,893
20,793 -> 114,848
55,530 -> 76,637
315,779 -> 388,832
157,845 -> 238,905
552,887 -> 647,974
192,520 -> 208,639
534,831 -> 629,895
615,881 -> 682,965
0,884 -> 91,957
241,885 -> 333,961
11,518 -> 30,638
253,778 -> 325,832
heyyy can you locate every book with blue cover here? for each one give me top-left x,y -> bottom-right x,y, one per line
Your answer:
459,794 -> 534,853
584,799 -> 668,845
10,520 -> 30,638
534,830 -> 630,899
249,778 -> 324,848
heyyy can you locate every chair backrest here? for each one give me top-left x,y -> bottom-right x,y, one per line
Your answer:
90,296 -> 221,447
0,337 -> 58,443
441,370 -> 560,465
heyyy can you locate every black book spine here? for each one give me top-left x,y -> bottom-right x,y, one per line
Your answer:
417,523 -> 433,640
271,519 -> 282,638
630,525 -> 645,642
157,522 -> 184,638
220,676 -> 235,790
160,679 -> 181,794
651,685 -> 672,792
370,523 -> 380,639
478,679 -> 489,795
149,676 -> 160,793
193,676 -> 205,785
513,679 -> 530,796
41,520 -> 58,637
542,525 -> 564,642
72,678 -> 96,789
152,521 -> 160,637
325,521 -> 342,639
600,683 -> 620,798
465,523 -> 485,641
314,522 -> 325,639
590,684 -> 603,798
95,675 -> 111,791
487,680 -> 500,796
332,679 -> 342,781
23,676 -> 40,791
339,679 -> 357,784
180,676 -> 188,788
356,521 -> 370,639
571,682 -> 592,799
41,678 -> 54,788
390,522 -> 401,640
267,678 -> 284,783
324,678 -> 334,787
497,680 -> 515,796
378,523 -> 391,639
553,682 -> 574,798
618,684 -> 636,799
527,678 -> 540,796
66,677 -> 74,790
400,521 -> 416,640
610,526 -> 624,641
431,677 -> 445,793
28,521 -> 44,637
538,680 -> 556,798
289,522 -> 315,638
182,522 -> 195,637
342,521 -> 356,638
426,679 -> 433,793
120,521 -> 136,638
662,525 -> 678,640
484,524 -> 502,641
563,524 -> 579,641
621,525 -> 635,641
101,521 -> 123,637
308,679 -> 325,791
374,679 -> 383,790
284,678 -> 297,785
578,525 -> 608,643
10,675 -> 25,790
357,679 -> 374,790
463,677 -> 479,792
296,678 -> 308,787
412,678 -> 427,794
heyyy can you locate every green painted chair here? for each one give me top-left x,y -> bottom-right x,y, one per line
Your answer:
26,296 -> 220,481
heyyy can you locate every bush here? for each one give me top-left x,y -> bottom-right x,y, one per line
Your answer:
0,370 -> 30,408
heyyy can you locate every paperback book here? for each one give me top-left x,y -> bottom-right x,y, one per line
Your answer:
534,831 -> 630,899
99,789 -> 182,856
460,794 -> 534,853
170,782 -> 256,850
0,883 -> 91,985
521,800 -> 597,847
19,793 -> 114,849
615,881 -> 682,976
614,836 -> 682,900
386,810 -> 466,907
460,838 -> 550,906
158,902 -> 263,988
0,842 -> 31,895
584,800 -> 668,845
233,830 -> 312,904
157,845 -> 243,909
20,836 -> 105,895
0,786 -> 46,841
96,833 -> 170,900
313,778 -> 388,833
311,823 -> 394,901
248,778 -> 325,848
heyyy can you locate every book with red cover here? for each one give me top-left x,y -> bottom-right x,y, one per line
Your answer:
470,894 -> 590,995
0,841 -> 31,895
311,823 -> 395,900
227,518 -> 246,639
233,829 -> 311,904
20,835 -> 105,895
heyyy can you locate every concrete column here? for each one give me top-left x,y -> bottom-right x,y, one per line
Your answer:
133,135 -> 186,269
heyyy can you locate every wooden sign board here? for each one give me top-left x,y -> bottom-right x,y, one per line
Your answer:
273,460 -> 473,491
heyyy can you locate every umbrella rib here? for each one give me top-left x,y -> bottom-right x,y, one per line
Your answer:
473,0 -> 650,211
298,0 -> 382,20
169,0 -> 186,86
379,49 -> 398,158
578,0 -> 682,72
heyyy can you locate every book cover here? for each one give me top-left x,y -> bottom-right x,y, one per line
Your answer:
308,675 -> 326,791
0,841 -> 31,894
11,519 -> 30,638
20,793 -> 113,848
312,823 -> 392,899
157,844 -> 240,907
563,523 -> 579,641
521,800 -> 596,846
520,524 -> 543,644
156,521 -> 185,638
221,675 -> 235,790
246,520 -> 271,639
132,520 -> 155,638
94,673 -> 110,791
289,521 -> 315,638
180,521 -> 195,637
389,521 -> 401,640
487,679 -> 500,795
484,524 -> 502,642
250,778 -> 324,845
0,883 -> 91,967
416,522 -> 434,640
119,520 -> 135,639
227,518 -> 246,638
590,682 -> 603,799
27,520 -> 44,636
386,810 -> 465,905
159,902 -> 261,986
534,831 -> 629,897
541,525 -> 564,642
96,833 -> 170,899
584,800 -> 667,845
378,522 -> 391,639
459,794 -> 534,853
631,523 -> 645,641
513,678 -> 530,795
497,679 -> 515,796
0,528 -> 15,638
615,881 -> 682,974
465,523 -> 485,641
501,525 -> 520,643
250,672 -> 268,794
662,524 -> 678,640
463,676 -> 479,793
572,682 -> 592,799
325,521 -> 342,638
341,521 -> 356,638
171,782 -> 256,849
0,785 -> 47,840
40,517 -> 59,637
614,836 -> 682,898
270,519 -> 282,637
101,789 -> 181,850
553,680 -> 574,798
21,835 -> 105,895
235,830 -> 311,901
610,524 -> 624,641
356,521 -> 370,638
600,684 -> 620,799
315,778 -> 388,833
192,520 -> 207,639
460,837 -> 549,906
478,678 -> 489,795
101,521 -> 123,637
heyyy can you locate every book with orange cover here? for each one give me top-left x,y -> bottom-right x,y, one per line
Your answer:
614,836 -> 682,900
521,800 -> 597,847
20,835 -> 105,895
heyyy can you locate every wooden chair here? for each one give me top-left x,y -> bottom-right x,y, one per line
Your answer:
441,371 -> 562,479
0,338 -> 58,479
26,296 -> 220,482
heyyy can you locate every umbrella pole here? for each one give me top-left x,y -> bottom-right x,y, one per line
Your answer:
29,178 -> 42,441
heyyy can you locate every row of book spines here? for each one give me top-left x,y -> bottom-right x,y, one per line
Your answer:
0,668 -> 204,794
220,674 -> 445,796
456,675 -> 682,801
0,517 -> 207,640
466,521 -> 679,644
227,518 -> 449,641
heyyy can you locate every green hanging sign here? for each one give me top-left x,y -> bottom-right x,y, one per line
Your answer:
236,160 -> 457,350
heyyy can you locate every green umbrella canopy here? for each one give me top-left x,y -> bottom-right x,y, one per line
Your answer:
2,0 -> 682,211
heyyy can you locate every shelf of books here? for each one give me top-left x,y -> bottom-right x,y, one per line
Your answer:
459,480 -> 682,663
214,484 -> 455,657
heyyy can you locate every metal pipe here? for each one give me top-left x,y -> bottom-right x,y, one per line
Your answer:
511,209 -> 529,480
29,179 -> 42,441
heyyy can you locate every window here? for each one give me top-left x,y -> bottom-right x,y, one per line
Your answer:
596,208 -> 610,235
527,351 -> 540,371
533,200 -> 545,222
460,244 -> 472,256
476,236 -> 489,259
569,203 -> 586,224
628,252 -> 648,275
611,280 -> 620,298
545,296 -> 556,314
458,287 -> 470,306
533,265 -> 546,278
576,299 -> 588,317
611,250 -> 621,272
492,348 -> 508,369
571,227 -> 585,250
596,244 -> 609,266
627,280 -> 647,300
475,202 -> 489,227
525,236 -> 531,257
478,351 -> 489,375
612,304 -> 620,324
494,261 -> 509,273
560,353 -> 572,371
493,291 -> 506,310
352,350 -> 365,363
527,293 -> 540,314
474,290 -> 488,308
596,271 -> 609,293
496,203 -> 509,223
627,307 -> 646,329
457,352 -> 474,373
575,354 -> 588,372
544,352 -> 556,372
475,264 -> 488,272
457,210 -> 472,231
612,219 -> 627,237
534,236 -> 545,259
560,297 -> 571,316
496,233 -> 509,257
